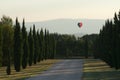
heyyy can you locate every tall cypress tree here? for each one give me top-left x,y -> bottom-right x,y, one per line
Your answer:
113,13 -> 119,69
53,35 -> 56,59
118,11 -> 120,68
46,30 -> 50,59
40,28 -> 44,61
37,30 -> 41,62
28,28 -> 34,66
22,19 -> 29,69
49,34 -> 53,59
33,25 -> 37,64
14,18 -> 22,72
44,29 -> 47,60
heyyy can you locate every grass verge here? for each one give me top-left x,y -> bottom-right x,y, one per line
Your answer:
83,59 -> 120,80
0,59 -> 60,80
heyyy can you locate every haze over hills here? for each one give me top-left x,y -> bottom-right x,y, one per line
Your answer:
26,19 -> 105,36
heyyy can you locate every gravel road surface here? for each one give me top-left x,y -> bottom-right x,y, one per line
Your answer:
26,59 -> 83,80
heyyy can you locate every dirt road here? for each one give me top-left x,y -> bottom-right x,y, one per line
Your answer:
26,59 -> 83,80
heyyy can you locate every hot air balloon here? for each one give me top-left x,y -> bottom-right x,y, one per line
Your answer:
78,22 -> 83,28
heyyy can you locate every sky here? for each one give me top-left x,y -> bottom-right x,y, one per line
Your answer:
0,0 -> 120,22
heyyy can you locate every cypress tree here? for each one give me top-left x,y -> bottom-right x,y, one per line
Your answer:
37,30 -> 41,62
104,20 -> 113,67
118,11 -> 120,68
49,34 -> 53,59
46,30 -> 50,59
22,19 -> 29,69
107,20 -> 114,68
14,18 -> 22,72
44,29 -> 47,60
113,13 -> 119,69
53,35 -> 56,59
28,28 -> 34,66
40,28 -> 44,61
33,25 -> 37,64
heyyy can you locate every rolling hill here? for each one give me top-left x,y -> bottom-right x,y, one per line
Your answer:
26,19 -> 105,35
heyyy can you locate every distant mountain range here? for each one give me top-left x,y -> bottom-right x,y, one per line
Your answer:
26,19 -> 105,36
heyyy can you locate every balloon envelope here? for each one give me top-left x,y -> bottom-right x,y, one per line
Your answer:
78,22 -> 83,28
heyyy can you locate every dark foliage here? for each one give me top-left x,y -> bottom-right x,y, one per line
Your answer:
14,18 -> 22,72
94,11 -> 120,69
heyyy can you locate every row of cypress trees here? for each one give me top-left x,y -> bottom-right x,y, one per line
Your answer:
94,11 -> 120,69
0,16 -> 56,75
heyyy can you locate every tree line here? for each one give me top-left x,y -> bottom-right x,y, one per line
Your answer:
54,33 -> 97,58
93,11 -> 120,69
0,16 -> 56,75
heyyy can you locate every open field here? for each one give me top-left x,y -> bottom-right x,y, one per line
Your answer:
0,59 -> 59,80
83,59 -> 120,80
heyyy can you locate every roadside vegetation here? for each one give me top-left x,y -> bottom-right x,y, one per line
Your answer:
83,59 -> 120,80
94,11 -> 120,69
0,16 -> 56,75
0,59 -> 59,80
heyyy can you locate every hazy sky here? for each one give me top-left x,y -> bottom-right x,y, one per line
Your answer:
0,0 -> 120,22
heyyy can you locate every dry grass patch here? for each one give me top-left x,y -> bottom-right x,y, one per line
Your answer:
0,59 -> 60,80
83,59 -> 120,80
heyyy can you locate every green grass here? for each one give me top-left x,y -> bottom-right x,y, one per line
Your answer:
83,59 -> 120,80
0,59 -> 60,80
